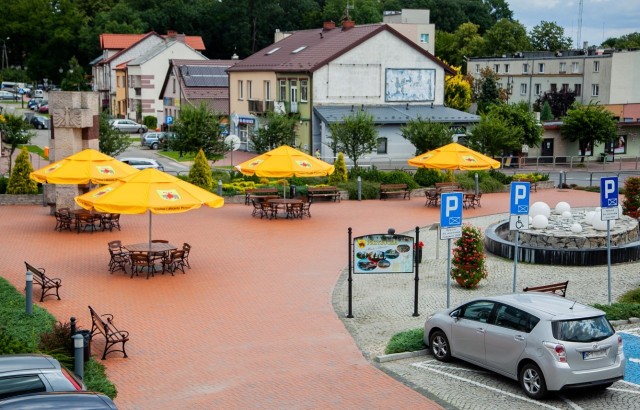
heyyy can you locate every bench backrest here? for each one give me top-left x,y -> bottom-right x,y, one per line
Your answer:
308,186 -> 337,192
248,188 -> 278,194
435,182 -> 459,188
523,281 -> 568,296
89,306 -> 109,336
24,262 -> 45,283
381,184 -> 408,189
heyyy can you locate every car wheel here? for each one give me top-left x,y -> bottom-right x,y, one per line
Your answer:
519,363 -> 548,399
429,330 -> 451,362
37,124 -> 43,129
151,142 -> 159,150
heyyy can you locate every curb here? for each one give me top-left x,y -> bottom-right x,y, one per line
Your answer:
375,349 -> 428,363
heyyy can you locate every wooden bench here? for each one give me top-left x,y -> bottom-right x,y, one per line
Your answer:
89,305 -> 130,360
245,188 -> 279,205
434,182 -> 461,192
523,280 -> 568,297
24,262 -> 61,302
380,184 -> 410,200
307,186 -> 340,203
514,179 -> 538,192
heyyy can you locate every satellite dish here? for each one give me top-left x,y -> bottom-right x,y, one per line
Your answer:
225,134 -> 241,151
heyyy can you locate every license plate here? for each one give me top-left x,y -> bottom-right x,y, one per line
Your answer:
583,349 -> 608,360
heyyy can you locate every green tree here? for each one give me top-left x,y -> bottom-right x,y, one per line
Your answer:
61,57 -> 90,91
328,152 -> 348,185
602,32 -> 640,49
560,102 -> 618,159
445,66 -> 472,112
189,149 -> 213,191
0,113 -> 32,173
435,23 -> 485,68
540,101 -> 553,121
250,112 -> 298,154
171,102 -> 226,160
534,89 -> 577,119
6,147 -> 38,194
488,102 -> 543,148
328,110 -> 378,169
475,67 -> 501,114
482,18 -> 531,56
529,21 -> 573,51
98,112 -> 130,157
400,118 -> 453,155
467,113 -> 520,157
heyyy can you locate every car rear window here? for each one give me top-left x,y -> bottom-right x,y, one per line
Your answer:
552,315 -> 614,342
0,375 -> 47,399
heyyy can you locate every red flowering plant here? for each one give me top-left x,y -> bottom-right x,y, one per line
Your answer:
450,224 -> 488,289
623,177 -> 640,218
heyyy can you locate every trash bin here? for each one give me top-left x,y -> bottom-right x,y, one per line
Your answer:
43,146 -> 49,158
289,184 -> 296,198
75,330 -> 92,362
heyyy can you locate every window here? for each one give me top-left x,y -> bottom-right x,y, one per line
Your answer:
493,64 -> 500,73
550,83 -> 557,92
494,304 -> 539,333
264,81 -> 271,101
377,137 -> 387,154
172,78 -> 176,93
522,63 -> 529,73
238,80 -> 244,100
561,83 -> 569,92
559,62 -> 566,73
279,80 -> 286,101
266,47 -> 280,55
534,83 -> 541,95
593,60 -> 600,72
420,33 -> 429,43
290,80 -> 298,102
574,84 -> 581,96
460,301 -> 495,323
475,64 -> 480,74
0,375 -> 47,398
520,83 -> 527,95
291,46 -> 307,54
300,80 -> 308,102
247,80 -> 253,100
504,64 -> 510,73
592,84 -> 599,96
538,63 -> 545,73
572,62 -> 579,73
552,316 -> 613,342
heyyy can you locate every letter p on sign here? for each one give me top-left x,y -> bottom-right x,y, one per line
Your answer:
445,195 -> 458,217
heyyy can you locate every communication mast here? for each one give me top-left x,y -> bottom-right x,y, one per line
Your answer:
344,0 -> 354,20
577,0 -> 583,48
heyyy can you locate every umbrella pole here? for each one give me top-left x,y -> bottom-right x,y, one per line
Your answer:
148,211 -> 152,246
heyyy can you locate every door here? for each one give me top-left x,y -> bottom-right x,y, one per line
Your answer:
450,300 -> 495,365
484,304 -> 534,376
541,138 -> 554,163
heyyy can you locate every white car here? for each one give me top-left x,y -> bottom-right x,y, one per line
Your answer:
118,157 -> 164,171
109,119 -> 148,134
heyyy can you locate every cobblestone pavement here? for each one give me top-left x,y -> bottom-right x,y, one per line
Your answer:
334,210 -> 640,410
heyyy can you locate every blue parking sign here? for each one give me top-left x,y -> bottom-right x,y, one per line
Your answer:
510,182 -> 530,215
440,192 -> 463,228
600,177 -> 618,208
166,116 -> 174,125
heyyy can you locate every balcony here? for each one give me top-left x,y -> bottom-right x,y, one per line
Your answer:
285,101 -> 299,114
248,100 -> 275,114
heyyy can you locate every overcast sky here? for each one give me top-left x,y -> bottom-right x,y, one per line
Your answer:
508,0 -> 639,48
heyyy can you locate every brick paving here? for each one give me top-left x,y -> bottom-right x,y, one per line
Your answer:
0,188 -> 607,409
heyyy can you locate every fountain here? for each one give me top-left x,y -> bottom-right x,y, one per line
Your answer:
484,201 -> 640,265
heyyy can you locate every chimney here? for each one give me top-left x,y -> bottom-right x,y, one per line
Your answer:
323,21 -> 336,31
167,30 -> 177,38
342,20 -> 355,30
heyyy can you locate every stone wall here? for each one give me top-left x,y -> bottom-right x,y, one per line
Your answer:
0,194 -> 44,206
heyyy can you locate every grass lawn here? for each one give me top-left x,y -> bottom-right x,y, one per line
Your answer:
159,151 -> 196,162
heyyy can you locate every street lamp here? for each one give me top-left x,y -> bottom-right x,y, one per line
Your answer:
1,37 -> 8,70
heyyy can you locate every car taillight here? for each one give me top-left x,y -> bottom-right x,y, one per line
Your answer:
61,367 -> 83,391
543,341 -> 566,362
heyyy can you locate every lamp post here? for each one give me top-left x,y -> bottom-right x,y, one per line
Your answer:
1,37 -> 8,70
506,76 -> 514,103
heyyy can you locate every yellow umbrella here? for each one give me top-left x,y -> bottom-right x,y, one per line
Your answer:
30,148 -> 139,185
235,145 -> 335,178
75,168 -> 224,244
407,142 -> 501,171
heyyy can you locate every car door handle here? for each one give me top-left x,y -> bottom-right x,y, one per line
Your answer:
476,327 -> 485,333
514,335 -> 525,341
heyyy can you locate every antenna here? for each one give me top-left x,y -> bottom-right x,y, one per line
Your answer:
570,299 -> 577,310
345,0 -> 354,20
577,0 -> 583,49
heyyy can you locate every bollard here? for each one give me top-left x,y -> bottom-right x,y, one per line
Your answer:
387,227 -> 395,235
73,334 -> 84,380
25,270 -> 33,315
474,173 -> 479,195
559,170 -> 564,188
357,176 -> 362,201
70,317 -> 77,335
217,180 -> 222,196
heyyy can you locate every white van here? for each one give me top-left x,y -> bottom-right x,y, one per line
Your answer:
34,89 -> 44,98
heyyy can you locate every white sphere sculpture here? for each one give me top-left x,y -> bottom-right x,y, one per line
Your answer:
592,211 -> 616,230
570,223 -> 583,233
562,211 -> 572,218
529,216 -> 533,224
532,215 -> 549,229
530,202 -> 551,219
555,201 -> 571,214
585,211 -> 596,225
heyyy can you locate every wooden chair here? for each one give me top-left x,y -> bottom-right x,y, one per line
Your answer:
150,239 -> 170,271
260,201 -> 276,219
54,211 -> 73,232
251,199 -> 264,218
301,200 -> 312,218
182,243 -> 191,269
164,249 -> 186,274
76,213 -> 98,233
101,213 -> 121,231
108,240 -> 129,274
286,202 -> 303,219
130,252 -> 155,279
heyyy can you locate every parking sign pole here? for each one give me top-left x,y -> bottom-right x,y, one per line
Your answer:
446,238 -> 452,308
513,230 -> 519,293
607,220 -> 612,305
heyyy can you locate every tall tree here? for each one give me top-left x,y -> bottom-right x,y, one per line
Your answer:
444,66 -> 472,112
482,18 -> 531,56
475,67 -> 501,114
400,118 -> 453,155
61,57 -> 90,91
6,147 -> 39,195
488,102 -> 543,148
98,112 -> 131,157
171,102 -> 226,160
435,23 -> 485,68
529,21 -> 572,51
328,110 -> 378,169
602,32 -> 640,49
250,112 -> 298,153
534,89 -> 577,120
189,149 -> 213,191
467,113 -> 520,157
560,102 -> 618,158
0,113 -> 32,173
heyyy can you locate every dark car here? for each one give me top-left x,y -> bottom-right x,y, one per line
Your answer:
30,115 -> 49,130
0,392 -> 117,409
0,354 -> 85,400
27,98 -> 42,110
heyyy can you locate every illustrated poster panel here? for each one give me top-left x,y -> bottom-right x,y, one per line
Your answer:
354,234 -> 414,274
385,68 -> 435,102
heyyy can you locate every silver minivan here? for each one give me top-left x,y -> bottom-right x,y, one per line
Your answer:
424,293 -> 625,399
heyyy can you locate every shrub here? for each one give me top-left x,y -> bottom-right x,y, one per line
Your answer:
188,149 -> 213,191
85,359 -> 118,399
451,225 -> 488,289
413,168 -> 444,187
593,303 -> 640,320
619,287 -> 640,304
38,321 -> 74,358
348,166 -> 386,183
0,175 -> 8,194
342,180 -> 380,200
622,177 -> 640,217
489,169 -> 512,184
0,327 -> 32,354
328,152 -> 348,185
143,115 -> 157,130
380,170 -> 419,188
6,147 -> 39,194
385,328 -> 426,354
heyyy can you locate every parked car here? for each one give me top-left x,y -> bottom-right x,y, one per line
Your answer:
109,119 -> 148,134
0,90 -> 18,100
30,115 -> 50,129
0,354 -> 85,400
141,131 -> 175,149
424,293 -> 625,399
27,98 -> 42,110
0,392 -> 117,409
38,103 -> 49,114
118,157 -> 164,171
35,99 -> 48,111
